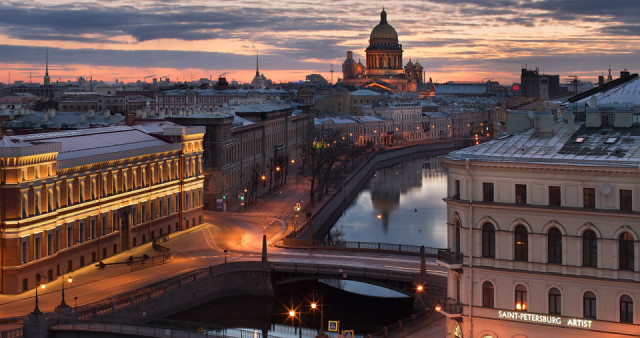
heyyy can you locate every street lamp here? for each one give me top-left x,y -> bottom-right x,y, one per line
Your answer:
59,268 -> 73,308
289,309 -> 302,338
32,277 -> 47,314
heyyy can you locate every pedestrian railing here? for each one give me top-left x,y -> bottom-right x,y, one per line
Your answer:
310,240 -> 440,257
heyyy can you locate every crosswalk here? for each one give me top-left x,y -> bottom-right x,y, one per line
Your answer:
241,210 -> 295,219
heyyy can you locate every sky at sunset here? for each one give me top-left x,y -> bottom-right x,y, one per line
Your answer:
1,0 -> 639,86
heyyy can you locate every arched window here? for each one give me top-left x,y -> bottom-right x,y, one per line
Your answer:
514,225 -> 528,261
548,227 -> 562,264
482,223 -> 495,258
549,288 -> 561,315
583,291 -> 597,319
482,281 -> 494,308
619,232 -> 634,271
582,230 -> 597,267
454,219 -> 461,253
515,284 -> 527,311
620,295 -> 633,323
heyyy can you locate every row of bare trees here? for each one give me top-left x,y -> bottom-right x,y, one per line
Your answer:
301,129 -> 370,206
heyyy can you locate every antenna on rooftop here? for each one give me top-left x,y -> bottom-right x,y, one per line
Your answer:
330,64 -> 334,85
568,75 -> 578,96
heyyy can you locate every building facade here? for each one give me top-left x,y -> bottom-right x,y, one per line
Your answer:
167,104 -> 313,210
0,124 -> 205,294
438,111 -> 640,337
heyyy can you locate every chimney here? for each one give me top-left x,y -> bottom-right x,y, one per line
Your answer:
566,112 -> 575,134
87,109 -> 94,118
159,110 -> 165,119
125,113 -> 135,126
620,69 -> 630,79
103,109 -> 111,117
79,113 -> 86,124
48,108 -> 56,118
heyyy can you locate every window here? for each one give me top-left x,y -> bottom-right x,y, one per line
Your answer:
483,182 -> 494,202
67,224 -> 73,248
549,186 -> 561,206
453,180 -> 460,199
454,220 -> 461,253
514,225 -> 528,261
21,238 -> 29,264
515,184 -> 527,204
79,221 -> 85,243
102,214 -> 108,235
548,227 -> 562,264
515,284 -> 527,311
583,188 -> 595,208
583,291 -> 597,319
582,230 -> 597,267
620,189 -> 632,211
482,223 -> 495,258
549,288 -> 561,315
619,232 -> 634,271
620,295 -> 633,323
482,281 -> 494,308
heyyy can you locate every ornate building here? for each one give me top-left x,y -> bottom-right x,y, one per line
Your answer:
0,124 -> 205,294
342,9 -> 425,93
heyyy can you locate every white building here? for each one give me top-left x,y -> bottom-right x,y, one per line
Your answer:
438,109 -> 640,337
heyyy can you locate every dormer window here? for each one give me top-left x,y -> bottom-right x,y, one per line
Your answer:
605,137 -> 618,144
575,137 -> 585,143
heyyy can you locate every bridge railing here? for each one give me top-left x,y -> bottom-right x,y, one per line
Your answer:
310,240 -> 440,257
52,319 -> 282,338
271,262 -> 418,282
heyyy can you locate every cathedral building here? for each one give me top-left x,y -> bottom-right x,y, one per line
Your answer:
342,9 -> 428,93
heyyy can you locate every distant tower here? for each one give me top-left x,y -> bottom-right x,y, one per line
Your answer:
251,52 -> 267,88
607,66 -> 613,83
44,49 -> 51,85
255,51 -> 260,78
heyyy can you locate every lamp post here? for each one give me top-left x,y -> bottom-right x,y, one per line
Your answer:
289,309 -> 302,338
59,269 -> 73,308
224,249 -> 228,263
32,278 -> 46,314
312,289 -> 328,337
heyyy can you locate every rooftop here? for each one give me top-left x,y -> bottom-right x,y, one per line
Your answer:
445,122 -> 640,167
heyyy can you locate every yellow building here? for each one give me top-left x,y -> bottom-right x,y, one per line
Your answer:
0,123 -> 204,294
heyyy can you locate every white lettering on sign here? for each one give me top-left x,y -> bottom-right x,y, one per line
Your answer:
498,311 -> 562,325
566,318 -> 593,328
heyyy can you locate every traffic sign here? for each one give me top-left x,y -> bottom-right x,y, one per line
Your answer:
328,321 -> 339,332
343,330 -> 354,338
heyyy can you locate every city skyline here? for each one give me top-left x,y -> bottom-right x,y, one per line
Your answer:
1,0 -> 639,85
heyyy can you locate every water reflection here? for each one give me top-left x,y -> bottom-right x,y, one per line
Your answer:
329,156 -> 447,249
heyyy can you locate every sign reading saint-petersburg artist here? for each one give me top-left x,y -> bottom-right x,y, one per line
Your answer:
498,310 -> 593,329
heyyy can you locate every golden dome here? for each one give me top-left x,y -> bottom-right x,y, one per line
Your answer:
370,9 -> 398,40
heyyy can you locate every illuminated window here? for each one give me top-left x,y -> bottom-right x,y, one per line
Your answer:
619,232 -> 634,270
514,225 -> 528,261
575,137 -> 585,143
515,284 -> 527,311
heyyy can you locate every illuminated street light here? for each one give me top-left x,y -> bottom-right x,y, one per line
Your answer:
32,279 -> 46,314
377,214 -> 382,219
417,285 -> 424,292
291,159 -> 295,164
59,268 -> 73,308
276,167 -> 281,172
435,304 -> 442,312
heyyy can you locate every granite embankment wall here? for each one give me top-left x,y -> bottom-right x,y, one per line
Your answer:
79,261 -> 273,322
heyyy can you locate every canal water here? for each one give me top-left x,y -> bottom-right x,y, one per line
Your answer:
167,156 -> 447,337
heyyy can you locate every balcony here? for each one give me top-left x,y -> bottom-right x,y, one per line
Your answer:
436,249 -> 463,269
436,298 -> 463,318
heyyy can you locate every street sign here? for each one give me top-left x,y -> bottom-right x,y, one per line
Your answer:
328,321 -> 339,332
343,330 -> 354,338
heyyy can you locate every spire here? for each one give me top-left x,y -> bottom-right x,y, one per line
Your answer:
255,51 -> 260,77
43,48 -> 51,85
380,8 -> 387,24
